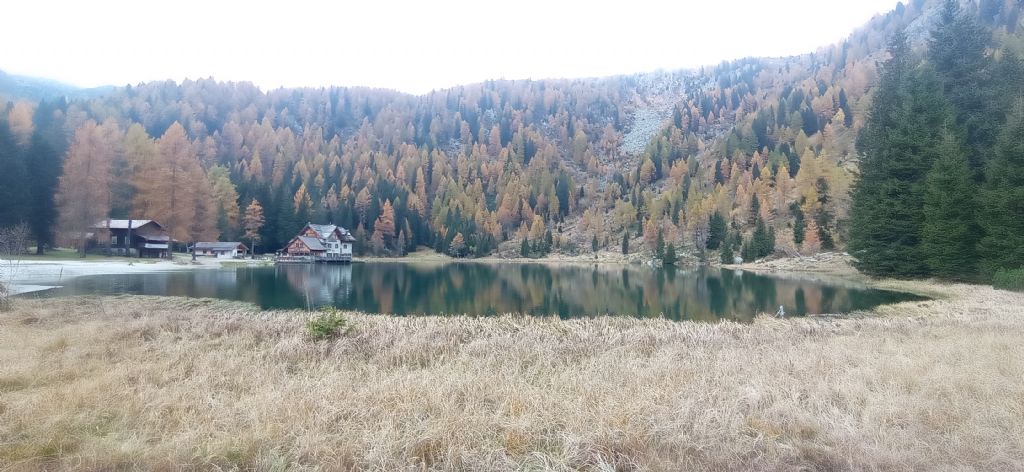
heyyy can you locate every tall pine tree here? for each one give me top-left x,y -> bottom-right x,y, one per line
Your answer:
979,102 -> 1024,273
25,132 -> 61,253
922,132 -> 981,279
0,122 -> 28,229
850,34 -> 952,277
25,100 -> 67,254
928,0 -> 1001,173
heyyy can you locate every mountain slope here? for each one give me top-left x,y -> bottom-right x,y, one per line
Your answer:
1,0 -> 1021,259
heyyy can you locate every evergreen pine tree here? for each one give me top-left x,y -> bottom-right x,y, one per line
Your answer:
979,102 -> 1024,273
928,0 -> 1001,171
591,234 -> 598,253
720,239 -> 734,264
25,103 -> 65,254
741,238 -> 756,263
850,34 -> 952,277
749,194 -> 760,226
791,203 -> 805,245
621,231 -> 629,255
707,212 -> 727,249
0,123 -> 28,229
752,219 -> 775,259
664,243 -> 678,266
922,132 -> 981,279
655,230 -> 665,260
814,178 -> 835,250
521,237 -> 530,258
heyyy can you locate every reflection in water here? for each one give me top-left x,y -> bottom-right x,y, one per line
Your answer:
38,263 -> 925,322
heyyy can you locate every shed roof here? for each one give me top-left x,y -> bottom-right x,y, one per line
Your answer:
195,242 -> 247,251
93,219 -> 158,230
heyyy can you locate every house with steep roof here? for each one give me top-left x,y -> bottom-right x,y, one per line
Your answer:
90,219 -> 171,258
279,223 -> 356,262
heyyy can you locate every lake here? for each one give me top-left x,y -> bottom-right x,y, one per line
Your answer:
31,262 -> 924,321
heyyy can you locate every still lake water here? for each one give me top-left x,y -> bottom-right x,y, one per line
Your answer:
34,262 -> 924,322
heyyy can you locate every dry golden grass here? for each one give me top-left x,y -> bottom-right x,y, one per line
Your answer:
1,282 -> 1023,471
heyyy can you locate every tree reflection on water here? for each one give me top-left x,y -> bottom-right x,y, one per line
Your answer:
46,263 -> 926,321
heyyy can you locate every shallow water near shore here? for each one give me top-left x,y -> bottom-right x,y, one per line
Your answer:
30,262 -> 924,321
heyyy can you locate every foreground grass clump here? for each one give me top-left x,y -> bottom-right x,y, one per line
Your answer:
306,307 -> 350,340
1,286 -> 1024,470
993,268 -> 1024,292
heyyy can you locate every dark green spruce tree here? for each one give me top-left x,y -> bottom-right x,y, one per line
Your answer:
922,132 -> 981,279
849,34 -> 952,277
24,133 -> 61,253
978,102 -> 1024,273
928,0 -> 1001,173
752,219 -> 775,259
663,243 -> 678,266
707,212 -> 727,250
0,122 -> 28,229
25,100 -> 68,254
720,239 -> 734,264
790,203 -> 805,245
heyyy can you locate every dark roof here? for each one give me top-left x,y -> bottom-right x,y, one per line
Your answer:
195,242 -> 247,251
297,236 -> 326,251
93,219 -> 159,230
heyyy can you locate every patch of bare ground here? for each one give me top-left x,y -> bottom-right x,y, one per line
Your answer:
722,252 -> 862,277
1,283 -> 1023,470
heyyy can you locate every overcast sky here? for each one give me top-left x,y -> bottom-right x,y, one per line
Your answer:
2,0 -> 900,95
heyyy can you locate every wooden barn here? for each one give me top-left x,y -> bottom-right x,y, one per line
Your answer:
90,219 -> 171,258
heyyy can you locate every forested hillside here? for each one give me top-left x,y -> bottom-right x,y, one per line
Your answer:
0,0 -> 1021,270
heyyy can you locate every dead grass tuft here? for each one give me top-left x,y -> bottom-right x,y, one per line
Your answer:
1,282 -> 1023,470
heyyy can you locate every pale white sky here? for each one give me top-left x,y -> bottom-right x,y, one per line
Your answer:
2,0 -> 900,94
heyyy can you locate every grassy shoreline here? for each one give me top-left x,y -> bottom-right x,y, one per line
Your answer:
2,274 -> 1023,470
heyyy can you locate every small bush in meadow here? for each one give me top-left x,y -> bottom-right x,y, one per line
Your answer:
306,307 -> 350,340
992,268 -> 1024,292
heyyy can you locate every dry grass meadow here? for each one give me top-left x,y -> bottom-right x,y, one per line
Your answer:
1,282 -> 1023,471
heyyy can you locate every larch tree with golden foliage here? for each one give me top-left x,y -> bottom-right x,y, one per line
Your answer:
7,102 -> 35,147
242,198 -> 265,258
57,120 -> 117,255
376,200 -> 396,249
208,166 -> 241,240
134,122 -> 211,253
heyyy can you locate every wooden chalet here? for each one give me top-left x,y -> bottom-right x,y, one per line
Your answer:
278,223 -> 356,263
91,219 -> 171,258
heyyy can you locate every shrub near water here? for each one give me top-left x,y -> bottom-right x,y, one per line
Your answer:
306,307 -> 350,340
993,268 -> 1024,292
